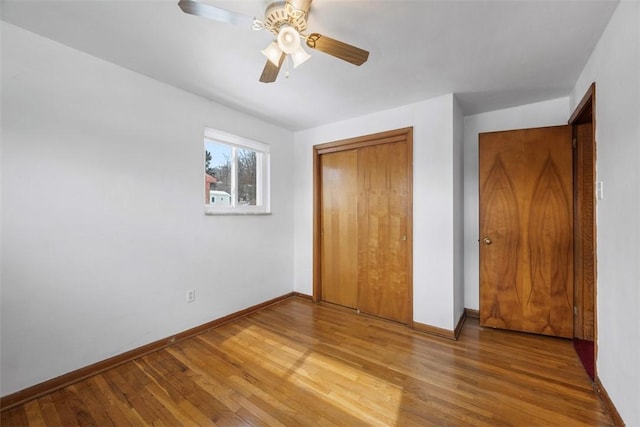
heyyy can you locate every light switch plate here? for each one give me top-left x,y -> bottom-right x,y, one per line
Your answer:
596,181 -> 604,200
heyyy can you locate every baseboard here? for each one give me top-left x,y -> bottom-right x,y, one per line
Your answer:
594,377 -> 625,426
413,311 -> 467,341
0,292 -> 295,412
292,291 -> 313,300
453,311 -> 467,339
464,308 -> 480,318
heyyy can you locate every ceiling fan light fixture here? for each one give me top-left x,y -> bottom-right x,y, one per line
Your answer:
178,0 -> 370,83
277,26 -> 301,54
261,41 -> 283,66
291,47 -> 311,68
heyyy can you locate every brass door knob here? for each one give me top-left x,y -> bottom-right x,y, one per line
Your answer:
482,237 -> 492,245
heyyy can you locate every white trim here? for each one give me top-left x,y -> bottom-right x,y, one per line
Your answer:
230,146 -> 238,207
204,128 -> 270,153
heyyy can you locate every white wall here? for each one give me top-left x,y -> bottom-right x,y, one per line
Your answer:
569,2 -> 640,424
462,97 -> 570,310
293,94 -> 462,330
0,23 -> 295,396
452,96 -> 465,326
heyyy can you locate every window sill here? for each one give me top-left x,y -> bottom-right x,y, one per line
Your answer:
204,211 -> 272,216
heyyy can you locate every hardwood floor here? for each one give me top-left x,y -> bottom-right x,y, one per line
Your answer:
1,297 -> 613,426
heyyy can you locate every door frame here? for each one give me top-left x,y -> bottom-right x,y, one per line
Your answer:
569,83 -> 598,375
312,127 -> 414,324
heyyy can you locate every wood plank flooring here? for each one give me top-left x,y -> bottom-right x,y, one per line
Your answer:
1,297 -> 613,426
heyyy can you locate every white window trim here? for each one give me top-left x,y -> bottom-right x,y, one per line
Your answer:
204,128 -> 271,215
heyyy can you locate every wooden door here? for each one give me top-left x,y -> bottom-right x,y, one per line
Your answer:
320,150 -> 358,308
358,142 -> 410,323
479,125 -> 574,338
315,128 -> 413,325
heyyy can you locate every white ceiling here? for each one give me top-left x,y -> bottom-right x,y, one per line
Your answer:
1,0 -> 618,130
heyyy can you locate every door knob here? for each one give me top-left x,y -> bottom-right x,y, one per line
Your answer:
482,237 -> 492,245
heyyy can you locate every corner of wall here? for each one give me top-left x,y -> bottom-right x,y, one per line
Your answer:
452,95 -> 465,324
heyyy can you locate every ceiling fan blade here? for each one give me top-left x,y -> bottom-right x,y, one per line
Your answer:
259,53 -> 286,83
305,33 -> 369,66
178,0 -> 254,28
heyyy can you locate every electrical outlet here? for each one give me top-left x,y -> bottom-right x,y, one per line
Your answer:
185,289 -> 195,303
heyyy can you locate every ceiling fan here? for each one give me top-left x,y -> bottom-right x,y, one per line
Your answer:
178,0 -> 370,83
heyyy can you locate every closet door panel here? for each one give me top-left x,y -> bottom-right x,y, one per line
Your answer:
320,150 -> 358,308
357,141 -> 410,323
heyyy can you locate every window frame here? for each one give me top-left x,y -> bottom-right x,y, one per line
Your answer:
204,128 -> 271,215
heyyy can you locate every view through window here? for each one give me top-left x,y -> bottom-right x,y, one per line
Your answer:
204,128 -> 270,214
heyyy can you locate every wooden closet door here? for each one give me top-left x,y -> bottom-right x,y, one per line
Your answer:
479,125 -> 573,338
320,150 -> 358,308
357,141 -> 410,324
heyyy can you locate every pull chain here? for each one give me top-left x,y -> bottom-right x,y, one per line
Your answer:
285,55 -> 291,78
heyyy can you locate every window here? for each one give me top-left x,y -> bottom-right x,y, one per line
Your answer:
204,128 -> 270,214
